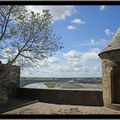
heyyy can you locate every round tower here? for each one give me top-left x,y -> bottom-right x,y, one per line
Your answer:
98,27 -> 120,110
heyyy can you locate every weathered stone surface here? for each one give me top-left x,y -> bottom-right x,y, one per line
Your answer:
102,59 -> 114,107
101,59 -> 120,108
0,64 -> 20,106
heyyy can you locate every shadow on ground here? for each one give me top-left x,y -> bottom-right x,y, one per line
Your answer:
0,98 -> 38,114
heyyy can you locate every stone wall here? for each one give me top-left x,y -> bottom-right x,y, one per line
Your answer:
0,64 -> 20,106
102,59 -> 120,107
102,59 -> 113,107
17,88 -> 103,106
111,66 -> 120,104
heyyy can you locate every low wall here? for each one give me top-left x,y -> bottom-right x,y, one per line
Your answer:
0,64 -> 20,106
17,88 -> 103,106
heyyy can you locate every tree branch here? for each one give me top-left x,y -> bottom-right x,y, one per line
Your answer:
0,6 -> 13,41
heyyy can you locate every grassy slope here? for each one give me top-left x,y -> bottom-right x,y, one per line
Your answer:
44,83 -> 57,88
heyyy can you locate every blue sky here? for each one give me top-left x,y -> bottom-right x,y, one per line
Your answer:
20,5 -> 119,77
52,6 -> 119,51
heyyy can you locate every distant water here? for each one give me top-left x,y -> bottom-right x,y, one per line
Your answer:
21,77 -> 102,83
21,77 -> 102,89
20,78 -> 102,88
23,82 -> 102,89
23,83 -> 48,89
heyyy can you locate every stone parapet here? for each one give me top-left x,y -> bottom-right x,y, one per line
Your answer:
17,88 -> 103,106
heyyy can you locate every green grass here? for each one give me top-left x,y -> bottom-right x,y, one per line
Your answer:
44,82 -> 57,88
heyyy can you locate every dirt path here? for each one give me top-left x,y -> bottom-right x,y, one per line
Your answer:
2,102 -> 120,115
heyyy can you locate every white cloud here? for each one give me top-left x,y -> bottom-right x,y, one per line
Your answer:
100,5 -> 106,10
80,48 -> 100,63
63,50 -> 82,70
67,25 -> 76,30
0,40 -> 102,77
63,50 -> 80,59
71,18 -> 85,24
0,48 -> 19,64
47,56 -> 61,63
90,39 -> 95,44
26,6 -> 75,21
105,29 -> 114,36
74,38 -> 108,47
20,49 -> 101,77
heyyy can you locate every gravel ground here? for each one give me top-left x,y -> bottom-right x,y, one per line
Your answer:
2,102 -> 120,115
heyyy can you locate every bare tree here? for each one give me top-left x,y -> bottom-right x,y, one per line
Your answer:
0,6 -> 63,68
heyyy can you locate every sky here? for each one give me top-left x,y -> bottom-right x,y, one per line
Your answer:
17,5 -> 120,77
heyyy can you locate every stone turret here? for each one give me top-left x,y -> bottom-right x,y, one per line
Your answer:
98,27 -> 120,110
99,27 -> 120,62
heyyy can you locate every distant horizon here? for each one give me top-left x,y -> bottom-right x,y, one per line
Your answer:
21,76 -> 102,78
